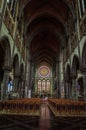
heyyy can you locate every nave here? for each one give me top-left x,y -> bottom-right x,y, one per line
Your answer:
0,100 -> 86,130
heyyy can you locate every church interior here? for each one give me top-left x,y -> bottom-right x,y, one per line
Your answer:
0,0 -> 86,130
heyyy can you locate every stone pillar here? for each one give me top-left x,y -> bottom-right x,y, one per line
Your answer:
13,73 -> 20,91
65,81 -> 71,99
76,0 -> 81,40
0,1 -> 7,34
10,0 -> 14,11
78,0 -> 82,19
32,65 -> 36,93
26,56 -> 32,98
65,82 -> 68,99
22,78 -> 25,98
82,72 -> 86,101
1,66 -> 10,100
72,77 -> 77,100
68,84 -> 70,99
23,44 -> 28,98
82,0 -> 85,12
12,0 -> 17,18
18,76 -> 24,98
21,80 -> 25,98
56,61 -> 59,98
30,63 -> 34,88
69,82 -> 72,99
56,60 -> 61,98
30,64 -> 35,97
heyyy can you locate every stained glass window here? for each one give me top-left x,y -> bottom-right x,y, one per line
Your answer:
37,66 -> 51,93
37,80 -> 41,92
38,66 -> 50,77
46,80 -> 50,91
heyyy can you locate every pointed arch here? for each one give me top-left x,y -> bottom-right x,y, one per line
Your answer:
82,42 -> 86,69
72,55 -> 79,77
0,36 -> 11,67
20,63 -> 24,78
65,64 -> 71,82
13,54 -> 20,75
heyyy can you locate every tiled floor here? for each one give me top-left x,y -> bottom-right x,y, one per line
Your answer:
0,103 -> 86,130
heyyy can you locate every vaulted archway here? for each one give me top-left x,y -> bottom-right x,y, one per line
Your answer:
0,36 -> 11,100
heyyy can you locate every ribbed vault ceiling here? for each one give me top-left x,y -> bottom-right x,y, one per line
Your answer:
21,0 -> 74,67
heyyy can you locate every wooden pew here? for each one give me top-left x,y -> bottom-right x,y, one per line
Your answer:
48,98 -> 86,116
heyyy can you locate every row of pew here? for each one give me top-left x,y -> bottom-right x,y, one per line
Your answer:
0,98 -> 41,115
48,98 -> 86,116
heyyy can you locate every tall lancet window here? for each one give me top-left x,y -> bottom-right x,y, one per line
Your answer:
36,66 -> 51,93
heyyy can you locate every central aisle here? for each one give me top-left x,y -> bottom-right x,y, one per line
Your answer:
0,101 -> 86,130
38,102 -> 86,130
39,103 -> 52,130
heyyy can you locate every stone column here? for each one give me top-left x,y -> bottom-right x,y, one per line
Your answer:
76,0 -> 81,40
26,56 -> 32,98
65,82 -> 68,99
56,61 -> 59,98
13,73 -> 20,91
1,66 -> 10,100
82,71 -> 86,101
78,0 -> 82,19
21,80 -> 25,98
22,78 -> 25,98
31,64 -> 35,97
10,0 -> 14,11
56,60 -> 61,98
82,0 -> 85,12
65,82 -> 72,99
18,76 -> 24,98
69,82 -> 72,99
32,65 -> 36,93
72,76 -> 77,100
0,1 -> 7,34
68,84 -> 70,99
30,63 -> 34,89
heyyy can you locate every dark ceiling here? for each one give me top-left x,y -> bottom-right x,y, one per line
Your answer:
20,0 -> 74,67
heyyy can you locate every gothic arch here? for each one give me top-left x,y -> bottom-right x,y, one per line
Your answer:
65,64 -> 71,82
0,36 -> 11,99
20,63 -> 24,78
18,63 -> 25,98
65,64 -> 72,99
0,36 -> 11,67
72,55 -> 79,77
13,54 -> 20,75
13,54 -> 20,91
77,77 -> 84,96
82,42 -> 86,69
